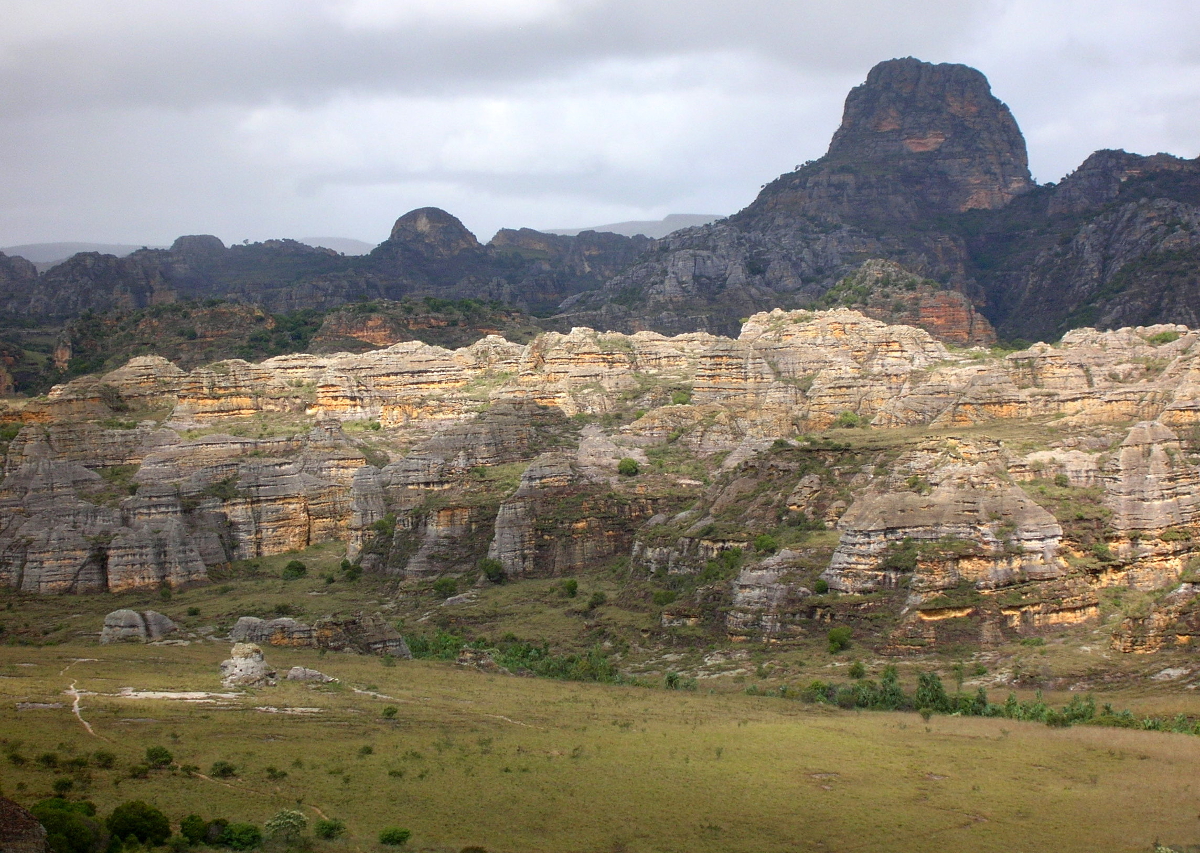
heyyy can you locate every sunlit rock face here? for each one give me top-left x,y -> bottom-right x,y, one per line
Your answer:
821,438 -> 1065,595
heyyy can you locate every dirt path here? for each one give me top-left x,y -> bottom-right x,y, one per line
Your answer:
58,658 -> 110,741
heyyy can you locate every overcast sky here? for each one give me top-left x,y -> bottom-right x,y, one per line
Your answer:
2,0 -> 1199,248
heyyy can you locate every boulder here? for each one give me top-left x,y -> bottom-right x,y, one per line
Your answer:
285,666 -> 336,683
99,609 -> 177,644
219,643 -> 275,687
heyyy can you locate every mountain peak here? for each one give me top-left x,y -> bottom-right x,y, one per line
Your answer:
738,57 -> 1032,225
387,208 -> 481,257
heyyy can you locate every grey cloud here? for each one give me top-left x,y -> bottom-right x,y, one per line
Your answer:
1,0 -> 990,113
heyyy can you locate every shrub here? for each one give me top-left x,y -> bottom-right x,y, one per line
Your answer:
314,819 -> 346,840
379,827 -> 412,846
848,660 -> 866,679
31,799 -> 106,853
586,591 -> 607,611
210,760 -> 237,778
561,578 -> 578,598
833,410 -> 861,428
879,538 -> 919,572
263,810 -> 307,841
1148,330 -> 1180,345
92,751 -> 115,769
281,560 -> 307,580
479,557 -> 506,583
617,458 -> 640,477
381,705 -> 398,719
1053,473 -> 1070,488
813,578 -> 829,594
652,589 -> 677,606
915,671 -> 951,713
106,801 -> 171,846
670,389 -> 692,405
432,577 -> 457,598
53,778 -> 74,795
180,815 -> 206,845
144,746 -> 173,768
186,607 -> 201,617
753,533 -> 778,554
203,820 -> 229,846
222,823 -> 262,850
827,626 -> 852,653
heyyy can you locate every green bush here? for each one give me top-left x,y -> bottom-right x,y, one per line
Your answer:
263,810 -> 306,841
1148,330 -> 1181,345
91,750 -> 115,769
561,578 -> 578,598
833,410 -> 861,429
432,577 -> 457,598
1054,473 -> 1070,488
652,589 -> 677,606
210,760 -> 237,778
222,823 -> 262,850
827,626 -> 852,653
31,799 -> 106,853
479,558 -> 506,584
106,801 -> 171,846
848,660 -> 866,679
203,820 -> 229,846
813,578 -> 829,594
617,458 -> 640,476
753,533 -> 778,554
281,560 -> 307,580
586,591 -> 607,611
314,819 -> 346,840
144,746 -> 173,768
670,389 -> 692,405
379,827 -> 412,846
179,815 -> 206,845
381,705 -> 398,719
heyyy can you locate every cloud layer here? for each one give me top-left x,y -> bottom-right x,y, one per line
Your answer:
2,0 -> 1198,246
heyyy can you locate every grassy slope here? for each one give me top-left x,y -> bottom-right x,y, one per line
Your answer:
2,640 -> 1200,853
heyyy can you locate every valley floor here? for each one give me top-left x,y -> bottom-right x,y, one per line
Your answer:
3,635 -> 1200,853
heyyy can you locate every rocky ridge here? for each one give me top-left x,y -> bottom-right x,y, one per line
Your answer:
3,308 -> 1200,656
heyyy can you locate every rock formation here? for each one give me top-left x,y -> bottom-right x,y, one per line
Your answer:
0,795 -> 48,853
285,666 -> 336,683
219,643 -> 275,687
99,609 -> 178,644
822,438 -> 1066,594
229,613 -> 411,657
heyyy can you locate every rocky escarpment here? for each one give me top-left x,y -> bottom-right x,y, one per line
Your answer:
5,308 -> 1200,662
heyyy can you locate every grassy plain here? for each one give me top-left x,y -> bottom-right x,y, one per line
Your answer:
3,637 -> 1200,853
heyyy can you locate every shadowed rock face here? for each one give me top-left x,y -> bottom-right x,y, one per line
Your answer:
741,58 -> 1033,227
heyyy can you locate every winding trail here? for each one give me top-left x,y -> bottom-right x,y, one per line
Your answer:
58,658 -> 110,741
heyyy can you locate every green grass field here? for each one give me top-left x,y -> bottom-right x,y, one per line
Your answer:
4,637 -> 1200,853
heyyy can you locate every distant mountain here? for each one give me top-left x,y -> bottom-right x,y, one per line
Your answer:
555,57 -> 1200,340
299,237 -> 376,255
1,242 -> 166,268
544,214 -> 722,239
